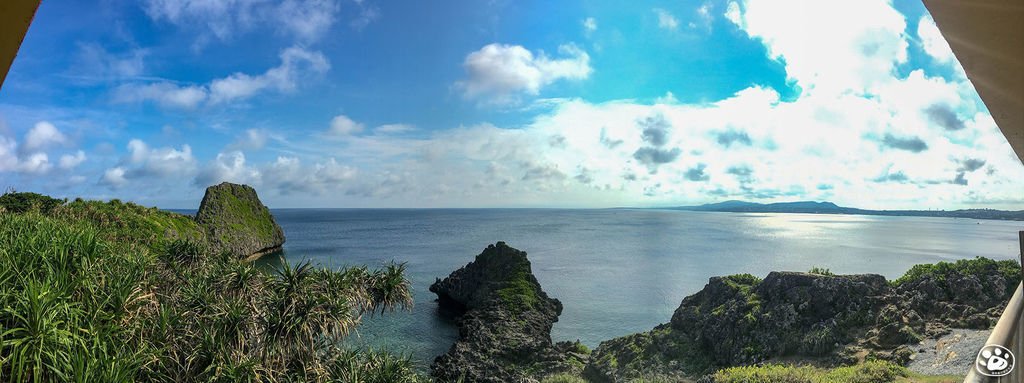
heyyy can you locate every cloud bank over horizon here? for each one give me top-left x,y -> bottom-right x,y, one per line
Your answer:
1,0 -> 1021,210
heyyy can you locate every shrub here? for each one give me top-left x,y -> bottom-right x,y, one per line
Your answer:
0,199 -> 422,382
712,360 -> 909,383
807,267 -> 834,276
0,191 -> 64,214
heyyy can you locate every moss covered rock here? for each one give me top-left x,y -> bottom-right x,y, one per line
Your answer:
584,258 -> 1020,382
195,182 -> 285,259
430,242 -> 585,382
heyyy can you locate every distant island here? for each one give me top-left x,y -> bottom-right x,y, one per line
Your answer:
661,200 -> 1024,221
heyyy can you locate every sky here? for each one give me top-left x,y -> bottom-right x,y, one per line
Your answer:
1,0 -> 1022,209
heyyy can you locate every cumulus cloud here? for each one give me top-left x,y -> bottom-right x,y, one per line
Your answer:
59,150 -> 87,170
0,136 -> 17,172
727,0 -> 908,95
684,164 -> 710,181
328,114 -> 365,137
101,139 -> 196,187
716,129 -> 753,147
456,43 -> 591,104
17,153 -> 51,174
113,46 -> 328,109
924,104 -> 965,131
35,0 -> 1018,209
654,8 -> 679,30
917,15 -> 956,64
195,151 -> 261,187
880,134 -> 928,152
102,167 -> 128,188
260,156 -> 357,195
633,147 -> 682,170
639,115 -> 671,146
23,121 -> 67,152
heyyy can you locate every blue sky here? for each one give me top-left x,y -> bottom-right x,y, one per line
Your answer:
1,0 -> 1021,209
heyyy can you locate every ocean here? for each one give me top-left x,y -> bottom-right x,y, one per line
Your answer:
259,209 -> 1020,366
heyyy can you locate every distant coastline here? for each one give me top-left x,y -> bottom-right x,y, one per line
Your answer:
656,200 -> 1024,221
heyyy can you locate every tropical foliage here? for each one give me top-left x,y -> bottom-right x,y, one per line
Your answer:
0,193 -> 424,382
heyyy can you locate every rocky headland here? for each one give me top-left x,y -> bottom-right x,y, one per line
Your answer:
194,182 -> 286,259
584,258 -> 1019,382
430,242 -> 589,382
428,242 -> 1018,383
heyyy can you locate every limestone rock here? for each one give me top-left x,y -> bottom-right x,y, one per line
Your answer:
195,182 -> 285,259
430,242 -> 586,382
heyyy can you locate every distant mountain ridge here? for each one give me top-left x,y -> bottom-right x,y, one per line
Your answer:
668,200 -> 1024,221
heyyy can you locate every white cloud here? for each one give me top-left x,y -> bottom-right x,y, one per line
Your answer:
277,0 -> 342,40
113,82 -> 208,109
456,43 -> 592,104
101,139 -> 196,187
654,8 -> 679,30
23,121 -> 67,151
328,114 -> 365,136
260,156 -> 357,195
102,167 -> 128,188
73,43 -> 147,82
725,2 -> 742,25
727,0 -> 908,96
0,136 -> 17,172
229,128 -> 270,150
917,15 -> 956,64
143,0 -> 344,44
582,17 -> 597,34
374,124 -> 416,134
195,151 -> 261,187
693,3 -> 713,30
17,153 -> 51,174
113,46 -> 328,109
209,46 -> 329,103
59,150 -> 87,170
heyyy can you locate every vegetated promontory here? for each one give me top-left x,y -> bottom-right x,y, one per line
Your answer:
430,242 -> 1017,383
0,184 -> 427,382
429,242 -> 589,382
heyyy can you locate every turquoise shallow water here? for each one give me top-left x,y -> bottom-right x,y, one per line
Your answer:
260,209 -> 1021,366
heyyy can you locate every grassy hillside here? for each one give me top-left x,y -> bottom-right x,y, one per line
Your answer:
0,193 -> 424,382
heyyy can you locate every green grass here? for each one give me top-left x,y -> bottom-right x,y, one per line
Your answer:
808,267 -> 834,276
712,360 -> 910,383
0,193 -> 424,382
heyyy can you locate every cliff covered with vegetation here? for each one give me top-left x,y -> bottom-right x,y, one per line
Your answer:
581,257 -> 1018,382
195,182 -> 286,259
0,187 -> 423,382
430,242 -> 589,382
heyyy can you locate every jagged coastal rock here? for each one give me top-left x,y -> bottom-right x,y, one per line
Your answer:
584,259 -> 1018,382
195,182 -> 285,259
430,242 -> 588,382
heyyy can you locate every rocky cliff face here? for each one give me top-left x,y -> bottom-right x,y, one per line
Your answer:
584,258 -> 1018,382
195,182 -> 285,259
430,242 -> 588,383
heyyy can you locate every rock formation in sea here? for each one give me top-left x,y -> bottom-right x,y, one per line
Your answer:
195,182 -> 286,259
584,259 -> 1018,382
430,241 -> 589,382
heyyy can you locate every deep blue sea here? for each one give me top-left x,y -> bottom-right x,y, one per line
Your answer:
245,209 -> 1020,366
